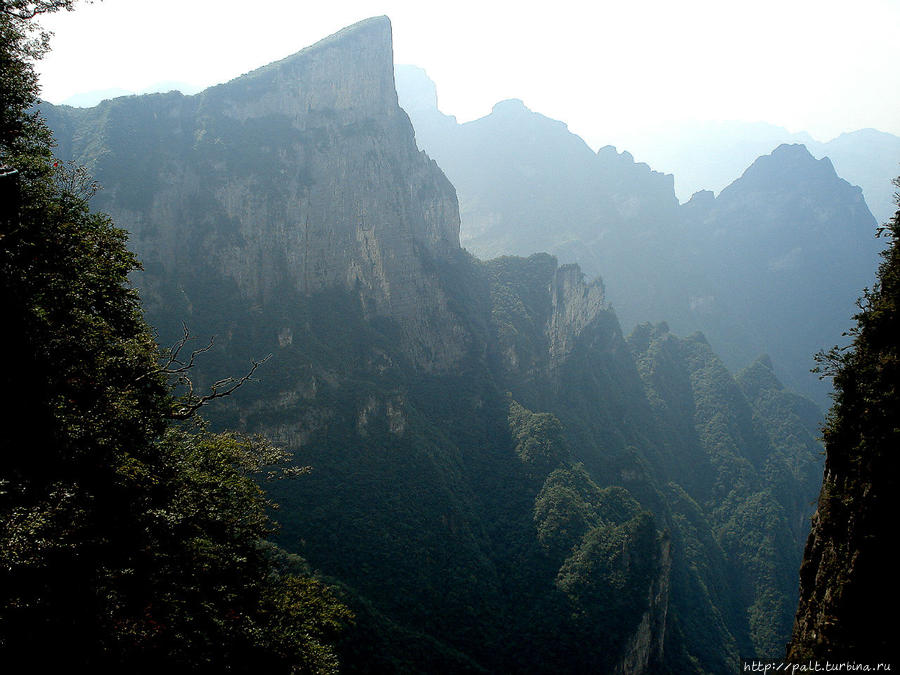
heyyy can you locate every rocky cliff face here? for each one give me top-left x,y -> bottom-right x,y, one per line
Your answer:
613,537 -> 671,675
547,264 -> 609,370
43,17 -> 464,369
41,19 -> 827,673
786,191 -> 899,664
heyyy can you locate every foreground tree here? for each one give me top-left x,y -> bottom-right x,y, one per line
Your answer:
787,180 -> 899,662
1,3 -> 349,671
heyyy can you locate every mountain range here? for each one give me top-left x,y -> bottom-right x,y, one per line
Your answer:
36,16 -> 861,673
396,68 -> 886,406
613,120 -> 900,225
396,65 -> 899,225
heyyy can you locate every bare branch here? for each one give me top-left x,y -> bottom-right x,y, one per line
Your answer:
53,159 -> 100,202
137,322 -> 214,383
138,324 -> 270,419
168,354 -> 271,420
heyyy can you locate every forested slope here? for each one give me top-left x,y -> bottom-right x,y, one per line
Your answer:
39,16 -> 825,673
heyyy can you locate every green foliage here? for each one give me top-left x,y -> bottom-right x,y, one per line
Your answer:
21,21 -> 833,671
814,181 -> 900,466
533,463 -> 642,556
628,322 -> 824,658
0,5 -> 350,670
483,254 -> 558,387
530,458 -> 663,669
789,181 -> 900,661
556,510 -> 658,614
508,399 -> 568,474
1,2 -> 61,165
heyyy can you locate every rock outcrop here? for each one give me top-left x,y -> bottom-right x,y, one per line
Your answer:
613,536 -> 672,675
786,191 -> 899,664
40,19 -> 828,674
43,16 -> 465,369
547,264 -> 609,369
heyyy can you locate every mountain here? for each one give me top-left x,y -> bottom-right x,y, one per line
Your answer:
58,82 -> 205,108
809,129 -> 900,226
610,120 -> 814,201
610,120 -> 900,225
395,80 -> 678,261
43,17 -> 464,372
681,144 -> 881,400
59,86 -> 134,107
396,67 -> 883,405
42,17 -> 824,673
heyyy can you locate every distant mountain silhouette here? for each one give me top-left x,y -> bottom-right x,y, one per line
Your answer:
396,66 -> 884,405
612,120 -> 899,224
39,20 -> 826,671
58,81 -> 203,108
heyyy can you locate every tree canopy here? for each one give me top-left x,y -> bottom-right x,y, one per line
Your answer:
0,2 -> 350,671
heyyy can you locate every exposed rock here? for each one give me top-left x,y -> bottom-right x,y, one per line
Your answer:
614,536 -> 672,675
547,263 -> 609,369
43,17 -> 465,370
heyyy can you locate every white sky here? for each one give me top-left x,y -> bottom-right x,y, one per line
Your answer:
36,0 -> 900,148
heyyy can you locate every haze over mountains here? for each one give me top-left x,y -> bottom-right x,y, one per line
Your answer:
396,65 -> 900,224
396,65 -> 887,405
59,81 -> 204,108
33,16 -> 846,672
616,121 -> 900,225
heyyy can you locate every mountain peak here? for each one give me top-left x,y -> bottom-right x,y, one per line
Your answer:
47,16 -> 463,369
720,143 -> 846,199
279,15 -> 392,61
210,15 -> 398,120
491,98 -> 530,115
762,143 -> 837,178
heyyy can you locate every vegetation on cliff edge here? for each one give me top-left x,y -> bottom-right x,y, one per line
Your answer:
0,2 -> 350,671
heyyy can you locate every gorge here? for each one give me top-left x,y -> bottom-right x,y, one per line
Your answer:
33,15 -> 888,673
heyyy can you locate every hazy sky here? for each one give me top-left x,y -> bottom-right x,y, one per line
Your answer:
36,0 -> 900,149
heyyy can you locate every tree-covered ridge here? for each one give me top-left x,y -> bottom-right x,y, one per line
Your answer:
0,3 -> 350,671
626,323 -> 822,656
32,14 -> 830,671
788,183 -> 900,662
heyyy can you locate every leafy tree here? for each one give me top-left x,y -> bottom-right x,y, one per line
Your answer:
0,2 -> 350,671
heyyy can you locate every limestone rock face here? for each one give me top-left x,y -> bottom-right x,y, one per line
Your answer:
613,536 -> 672,675
43,16 -> 464,369
38,19 -> 829,672
547,264 -> 609,369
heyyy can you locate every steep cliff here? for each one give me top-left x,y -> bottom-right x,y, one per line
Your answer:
41,18 -> 825,673
787,191 -> 899,663
547,264 -> 609,370
43,16 -> 464,370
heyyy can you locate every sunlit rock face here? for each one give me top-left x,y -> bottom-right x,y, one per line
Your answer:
43,16 -> 465,369
41,18 -> 828,674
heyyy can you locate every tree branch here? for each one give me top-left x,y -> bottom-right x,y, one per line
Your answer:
168,354 -> 271,420
144,323 -> 271,419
